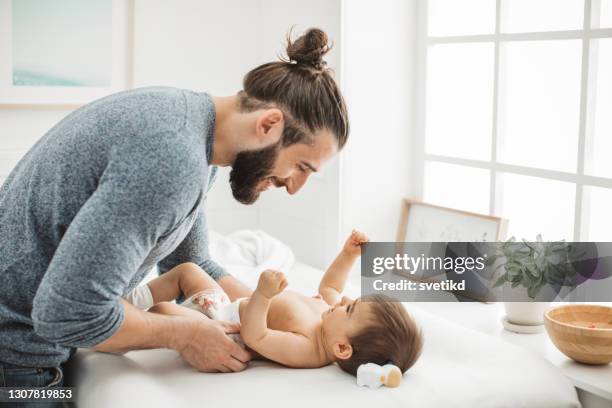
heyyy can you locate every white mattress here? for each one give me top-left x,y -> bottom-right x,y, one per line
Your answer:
71,261 -> 580,408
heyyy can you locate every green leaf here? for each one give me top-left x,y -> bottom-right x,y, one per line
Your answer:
492,234 -> 581,294
522,239 -> 535,252
527,284 -> 539,299
493,275 -> 507,288
484,255 -> 498,266
509,266 -> 521,279
526,264 -> 540,278
521,273 -> 534,288
493,263 -> 506,273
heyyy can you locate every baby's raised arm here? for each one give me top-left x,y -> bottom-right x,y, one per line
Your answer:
318,230 -> 369,305
241,271 -> 319,368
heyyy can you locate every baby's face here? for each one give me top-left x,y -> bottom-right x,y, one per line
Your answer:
321,296 -> 372,340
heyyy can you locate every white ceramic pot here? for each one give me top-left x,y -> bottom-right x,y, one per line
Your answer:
504,302 -> 551,325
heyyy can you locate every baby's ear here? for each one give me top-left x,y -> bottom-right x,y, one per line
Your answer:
333,342 -> 353,360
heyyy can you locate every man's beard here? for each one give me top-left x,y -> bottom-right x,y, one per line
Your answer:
229,142 -> 281,205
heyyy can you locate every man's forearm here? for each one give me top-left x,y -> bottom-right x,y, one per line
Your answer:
92,299 -> 187,353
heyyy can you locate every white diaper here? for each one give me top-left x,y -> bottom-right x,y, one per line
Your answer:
180,290 -> 246,347
181,289 -> 232,319
215,298 -> 245,324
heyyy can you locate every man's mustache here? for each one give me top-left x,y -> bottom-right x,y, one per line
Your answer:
271,177 -> 285,188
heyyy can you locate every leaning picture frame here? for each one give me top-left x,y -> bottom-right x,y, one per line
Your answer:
0,0 -> 133,107
396,198 -> 508,243
394,198 -> 509,302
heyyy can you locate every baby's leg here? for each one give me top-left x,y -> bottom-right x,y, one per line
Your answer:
147,262 -> 223,304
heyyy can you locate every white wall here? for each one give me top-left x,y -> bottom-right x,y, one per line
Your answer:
131,0 -> 343,268
340,0 -> 418,245
254,0 -> 343,269
1,0 -> 418,271
0,0 -> 344,269
131,0 -> 264,238
0,108 -> 71,184
133,0 -> 345,269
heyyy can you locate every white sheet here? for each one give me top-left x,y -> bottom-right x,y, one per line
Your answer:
72,257 -> 580,408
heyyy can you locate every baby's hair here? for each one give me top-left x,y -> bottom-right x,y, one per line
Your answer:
337,294 -> 423,376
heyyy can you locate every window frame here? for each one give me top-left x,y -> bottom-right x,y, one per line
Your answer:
414,0 -> 612,241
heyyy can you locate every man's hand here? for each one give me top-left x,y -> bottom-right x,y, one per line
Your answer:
148,301 -> 251,373
255,270 -> 288,299
342,229 -> 369,257
176,317 -> 251,373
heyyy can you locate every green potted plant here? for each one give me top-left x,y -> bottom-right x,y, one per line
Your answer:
486,234 -> 577,328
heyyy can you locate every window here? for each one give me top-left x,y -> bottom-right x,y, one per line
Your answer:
417,0 -> 612,241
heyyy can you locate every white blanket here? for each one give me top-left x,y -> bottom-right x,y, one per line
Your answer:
72,268 -> 580,407
71,232 -> 580,408
208,229 -> 295,288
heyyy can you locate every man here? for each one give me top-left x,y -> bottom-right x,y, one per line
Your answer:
0,28 -> 348,393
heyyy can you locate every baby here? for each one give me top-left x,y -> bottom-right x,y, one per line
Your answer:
125,231 -> 423,376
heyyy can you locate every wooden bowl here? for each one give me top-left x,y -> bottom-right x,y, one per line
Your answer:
544,305 -> 612,365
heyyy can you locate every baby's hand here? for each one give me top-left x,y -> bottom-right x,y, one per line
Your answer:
256,270 -> 288,299
343,229 -> 369,257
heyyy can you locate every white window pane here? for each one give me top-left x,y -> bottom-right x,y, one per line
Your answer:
426,43 -> 494,161
501,0 -> 584,33
428,0 -> 496,36
498,173 -> 575,241
583,186 -> 612,241
586,39 -> 612,179
423,161 -> 490,214
498,40 -> 582,172
593,0 -> 612,28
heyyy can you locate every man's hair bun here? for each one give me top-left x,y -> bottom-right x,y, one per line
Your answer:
285,28 -> 331,71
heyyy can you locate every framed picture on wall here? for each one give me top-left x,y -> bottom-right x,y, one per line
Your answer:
394,198 -> 509,302
0,0 -> 133,107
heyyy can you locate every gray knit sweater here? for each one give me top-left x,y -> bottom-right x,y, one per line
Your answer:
0,87 -> 227,368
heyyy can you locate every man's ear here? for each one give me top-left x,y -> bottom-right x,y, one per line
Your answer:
254,108 -> 284,146
333,342 -> 353,360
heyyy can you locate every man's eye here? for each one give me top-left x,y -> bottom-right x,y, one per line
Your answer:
346,304 -> 351,314
297,165 -> 307,173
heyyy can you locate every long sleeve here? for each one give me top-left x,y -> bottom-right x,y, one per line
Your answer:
31,131 -> 203,348
158,168 -> 229,281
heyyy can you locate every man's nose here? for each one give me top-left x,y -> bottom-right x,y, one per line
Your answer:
285,172 -> 309,195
